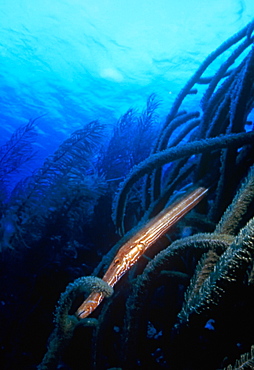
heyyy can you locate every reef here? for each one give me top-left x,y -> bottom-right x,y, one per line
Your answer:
1,20 -> 254,370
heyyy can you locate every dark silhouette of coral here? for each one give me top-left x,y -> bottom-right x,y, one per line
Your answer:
0,117 -> 39,209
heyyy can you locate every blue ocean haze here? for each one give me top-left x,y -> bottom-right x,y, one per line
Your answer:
0,0 -> 253,164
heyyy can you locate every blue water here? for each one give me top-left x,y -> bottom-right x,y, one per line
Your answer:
1,0 -> 254,171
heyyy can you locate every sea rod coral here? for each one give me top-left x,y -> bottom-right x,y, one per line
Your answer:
35,20 -> 254,370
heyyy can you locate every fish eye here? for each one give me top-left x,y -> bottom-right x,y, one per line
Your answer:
137,243 -> 145,250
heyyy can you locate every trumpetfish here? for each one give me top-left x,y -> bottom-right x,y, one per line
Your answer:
76,186 -> 208,319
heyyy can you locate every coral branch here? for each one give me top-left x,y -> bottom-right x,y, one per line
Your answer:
114,131 -> 254,235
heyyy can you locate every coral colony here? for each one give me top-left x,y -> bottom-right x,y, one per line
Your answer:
1,20 -> 254,370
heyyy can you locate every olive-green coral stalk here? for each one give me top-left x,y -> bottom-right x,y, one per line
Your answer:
113,131 -> 254,235
178,216 -> 254,324
38,276 -> 113,369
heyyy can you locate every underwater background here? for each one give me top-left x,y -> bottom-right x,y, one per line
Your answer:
1,0 -> 254,173
1,1 -> 254,369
